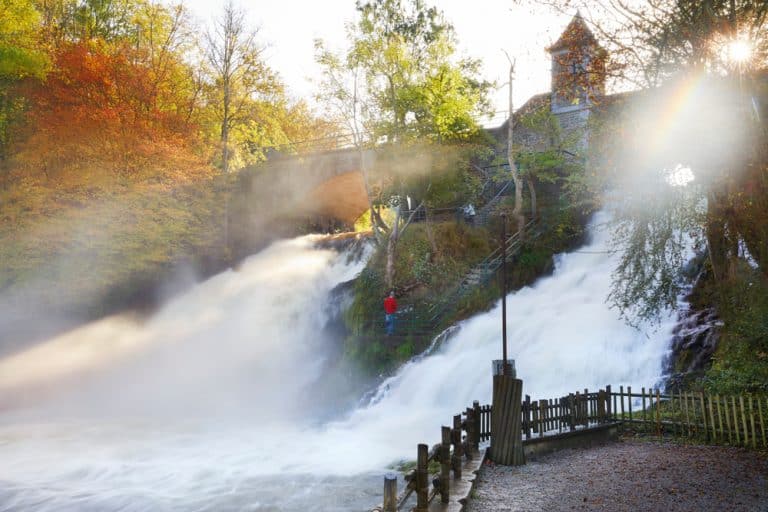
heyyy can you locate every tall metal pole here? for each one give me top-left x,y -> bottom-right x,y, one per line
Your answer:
500,214 -> 508,376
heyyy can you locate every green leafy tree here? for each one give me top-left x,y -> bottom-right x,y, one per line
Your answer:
70,0 -> 135,41
0,0 -> 48,161
516,106 -> 583,217
316,0 -> 492,288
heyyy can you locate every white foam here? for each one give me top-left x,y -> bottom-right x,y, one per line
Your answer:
0,214 -> 676,510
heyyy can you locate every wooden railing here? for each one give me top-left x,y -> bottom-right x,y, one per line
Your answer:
369,388 -> 613,512
370,404 -> 483,512
520,387 -> 613,439
369,385 -> 767,511
608,385 -> 768,449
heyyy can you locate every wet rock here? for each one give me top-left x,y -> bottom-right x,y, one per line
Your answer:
664,302 -> 721,391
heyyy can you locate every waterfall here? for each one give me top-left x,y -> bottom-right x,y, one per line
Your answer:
0,213 -> 677,511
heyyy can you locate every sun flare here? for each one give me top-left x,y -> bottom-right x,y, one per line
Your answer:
665,164 -> 695,187
725,38 -> 752,64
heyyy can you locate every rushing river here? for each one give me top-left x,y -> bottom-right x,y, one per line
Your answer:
0,213 -> 677,511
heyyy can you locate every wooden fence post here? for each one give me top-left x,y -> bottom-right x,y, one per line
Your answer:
698,393 -> 708,442
749,396 -> 757,450
606,385 -> 612,420
575,391 -> 582,427
740,395 -> 749,447
473,401 -> 481,450
627,386 -> 633,425
490,375 -> 525,466
758,396 -> 766,449
464,407 -> 473,454
673,390 -> 680,437
452,415 -> 463,478
540,399 -> 548,435
715,394 -> 724,443
523,395 -> 531,440
568,393 -> 576,431
597,390 -> 606,424
732,396 -> 740,445
440,427 -> 451,504
549,399 -> 554,431
707,395 -> 717,443
383,473 -> 397,512
415,444 -> 429,512
655,388 -> 661,439
619,386 -> 625,421
724,394 -> 733,444
687,391 -> 694,438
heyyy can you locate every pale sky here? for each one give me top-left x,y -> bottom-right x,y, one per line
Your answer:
183,1 -> 573,127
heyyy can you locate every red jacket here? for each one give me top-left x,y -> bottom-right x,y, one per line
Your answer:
384,296 -> 398,314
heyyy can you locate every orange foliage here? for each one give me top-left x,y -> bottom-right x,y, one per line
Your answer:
12,41 -> 212,191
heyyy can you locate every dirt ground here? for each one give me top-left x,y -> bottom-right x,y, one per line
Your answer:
464,438 -> 768,512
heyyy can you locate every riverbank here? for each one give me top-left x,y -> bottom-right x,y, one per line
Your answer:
465,438 -> 768,512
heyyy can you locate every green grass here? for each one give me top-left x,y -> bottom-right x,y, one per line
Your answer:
0,178 -> 228,318
699,265 -> 768,395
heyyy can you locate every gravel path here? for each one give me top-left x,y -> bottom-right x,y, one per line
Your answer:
465,438 -> 768,512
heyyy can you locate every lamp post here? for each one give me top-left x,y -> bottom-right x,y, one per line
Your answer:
500,213 -> 509,375
489,212 -> 524,466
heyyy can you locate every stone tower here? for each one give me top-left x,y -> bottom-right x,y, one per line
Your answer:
547,12 -> 606,127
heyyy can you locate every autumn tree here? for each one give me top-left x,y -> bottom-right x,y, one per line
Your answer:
10,0 -> 210,191
203,1 -> 278,172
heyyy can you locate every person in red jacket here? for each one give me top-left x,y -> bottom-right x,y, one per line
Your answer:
383,291 -> 398,335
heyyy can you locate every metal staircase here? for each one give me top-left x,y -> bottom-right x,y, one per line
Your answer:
375,154 -> 534,339
391,217 -> 540,337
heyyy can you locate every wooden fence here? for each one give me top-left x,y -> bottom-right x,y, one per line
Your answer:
370,388 -> 613,512
369,385 -> 767,511
370,403 -> 483,512
480,385 -> 767,448
607,385 -> 768,449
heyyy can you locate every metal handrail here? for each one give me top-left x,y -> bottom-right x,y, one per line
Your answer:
423,218 -> 539,324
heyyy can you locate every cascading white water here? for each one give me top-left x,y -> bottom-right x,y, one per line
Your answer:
0,213 -> 676,511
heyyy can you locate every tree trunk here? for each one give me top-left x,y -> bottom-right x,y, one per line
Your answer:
526,177 -> 537,220
357,145 -> 385,243
387,75 -> 399,141
221,79 -> 230,173
385,205 -> 402,290
706,191 -> 728,282
424,206 -> 439,258
505,56 -> 525,235
384,201 -> 424,289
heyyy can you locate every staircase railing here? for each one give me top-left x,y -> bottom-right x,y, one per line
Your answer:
383,217 -> 539,338
474,178 -> 512,227
423,218 -> 539,327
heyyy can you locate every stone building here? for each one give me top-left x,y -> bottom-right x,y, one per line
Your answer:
490,12 -> 607,152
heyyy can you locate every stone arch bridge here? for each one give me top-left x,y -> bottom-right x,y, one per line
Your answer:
227,146 -> 378,256
236,146 -> 374,227
227,141 -> 472,257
